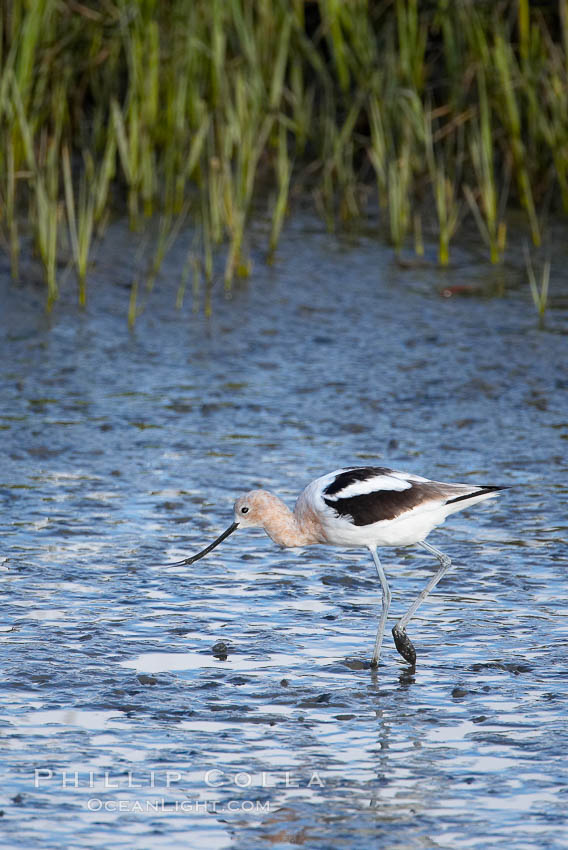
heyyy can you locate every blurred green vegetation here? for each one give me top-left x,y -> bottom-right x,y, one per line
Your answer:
0,0 -> 566,309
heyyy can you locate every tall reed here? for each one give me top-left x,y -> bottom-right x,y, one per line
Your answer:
524,245 -> 550,329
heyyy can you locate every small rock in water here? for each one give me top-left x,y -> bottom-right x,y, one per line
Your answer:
343,658 -> 368,671
212,641 -> 229,660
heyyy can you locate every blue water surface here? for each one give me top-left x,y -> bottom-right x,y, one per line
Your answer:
0,216 -> 567,849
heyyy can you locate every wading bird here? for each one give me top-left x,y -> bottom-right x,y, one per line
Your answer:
165,466 -> 505,669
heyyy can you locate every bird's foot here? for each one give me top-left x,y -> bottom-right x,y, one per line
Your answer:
392,624 -> 417,667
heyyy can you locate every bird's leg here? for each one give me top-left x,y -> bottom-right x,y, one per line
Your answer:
392,541 -> 452,667
369,547 -> 392,669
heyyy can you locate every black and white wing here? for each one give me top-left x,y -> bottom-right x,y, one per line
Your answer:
316,466 -> 502,526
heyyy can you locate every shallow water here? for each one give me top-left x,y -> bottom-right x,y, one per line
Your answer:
1,217 -> 567,849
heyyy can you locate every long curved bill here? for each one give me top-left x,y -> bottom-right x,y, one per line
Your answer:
161,522 -> 239,567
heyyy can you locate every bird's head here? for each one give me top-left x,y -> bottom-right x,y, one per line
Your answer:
233,489 -> 275,528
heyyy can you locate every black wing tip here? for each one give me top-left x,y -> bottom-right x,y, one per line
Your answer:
445,485 -> 509,506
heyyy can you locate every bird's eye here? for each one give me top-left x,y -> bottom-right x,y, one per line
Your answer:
240,506 -> 249,514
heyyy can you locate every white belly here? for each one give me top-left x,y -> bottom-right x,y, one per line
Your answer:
321,504 -> 449,548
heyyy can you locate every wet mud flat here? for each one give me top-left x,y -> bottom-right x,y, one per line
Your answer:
0,217 -> 567,848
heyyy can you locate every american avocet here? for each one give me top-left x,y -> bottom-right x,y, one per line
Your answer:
166,467 -> 506,669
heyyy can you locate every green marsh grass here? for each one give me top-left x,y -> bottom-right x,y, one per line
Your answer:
493,30 -> 541,246
1,0 -> 567,316
62,147 -> 95,306
388,152 -> 412,257
268,122 -> 292,263
11,71 -> 61,305
524,244 -> 551,329
425,110 -> 462,266
5,136 -> 20,280
463,71 -> 508,264
145,205 -> 189,293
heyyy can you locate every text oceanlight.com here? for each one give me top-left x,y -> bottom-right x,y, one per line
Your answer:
86,799 -> 271,814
